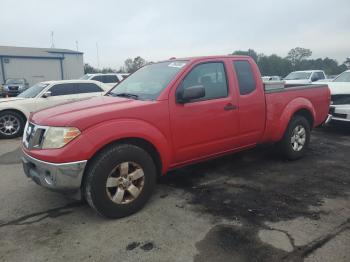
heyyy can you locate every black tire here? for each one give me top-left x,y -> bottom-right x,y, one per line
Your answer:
0,110 -> 26,139
278,115 -> 311,160
83,143 -> 157,218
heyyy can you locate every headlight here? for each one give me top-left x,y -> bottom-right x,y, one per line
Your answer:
42,127 -> 81,149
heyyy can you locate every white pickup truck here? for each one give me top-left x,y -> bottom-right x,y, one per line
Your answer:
0,80 -> 109,139
284,70 -> 327,85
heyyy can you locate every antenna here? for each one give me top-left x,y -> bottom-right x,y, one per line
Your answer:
50,31 -> 55,48
75,41 -> 79,51
96,42 -> 100,69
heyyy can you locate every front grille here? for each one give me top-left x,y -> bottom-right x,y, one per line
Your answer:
8,86 -> 19,91
331,95 -> 350,105
23,122 -> 47,149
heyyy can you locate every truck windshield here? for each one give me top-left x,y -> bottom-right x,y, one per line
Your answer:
108,61 -> 187,100
18,83 -> 49,98
333,72 -> 350,82
80,74 -> 92,80
284,72 -> 311,80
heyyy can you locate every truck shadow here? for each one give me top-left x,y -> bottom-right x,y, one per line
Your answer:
158,129 -> 350,261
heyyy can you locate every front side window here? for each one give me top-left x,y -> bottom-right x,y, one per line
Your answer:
180,62 -> 228,101
109,61 -> 187,100
49,83 -> 78,96
233,61 -> 256,95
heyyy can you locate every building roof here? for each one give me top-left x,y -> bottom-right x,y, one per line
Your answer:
0,46 -> 83,59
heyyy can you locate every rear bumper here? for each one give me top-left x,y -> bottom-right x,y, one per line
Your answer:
22,151 -> 87,193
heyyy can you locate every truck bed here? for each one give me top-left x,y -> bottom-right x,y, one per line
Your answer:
262,84 -> 330,142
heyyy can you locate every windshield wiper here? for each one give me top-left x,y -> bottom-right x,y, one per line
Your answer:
112,93 -> 139,99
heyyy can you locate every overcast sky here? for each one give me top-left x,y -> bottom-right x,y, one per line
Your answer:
1,0 -> 349,69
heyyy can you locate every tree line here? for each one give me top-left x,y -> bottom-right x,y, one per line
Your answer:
232,47 -> 349,77
85,47 -> 349,77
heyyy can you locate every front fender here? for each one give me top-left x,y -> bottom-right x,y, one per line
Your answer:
273,98 -> 316,141
83,119 -> 172,173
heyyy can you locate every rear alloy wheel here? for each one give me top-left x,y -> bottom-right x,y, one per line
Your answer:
0,111 -> 25,139
83,144 -> 157,218
278,115 -> 310,160
290,125 -> 306,152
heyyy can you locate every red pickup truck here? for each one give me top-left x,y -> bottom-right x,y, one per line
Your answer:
22,56 -> 330,218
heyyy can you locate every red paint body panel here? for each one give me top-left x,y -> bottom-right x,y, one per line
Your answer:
25,55 -> 330,174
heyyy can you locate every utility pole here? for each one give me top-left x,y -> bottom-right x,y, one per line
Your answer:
50,31 -> 55,48
96,42 -> 100,69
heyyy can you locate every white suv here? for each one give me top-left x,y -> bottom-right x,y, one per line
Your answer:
80,73 -> 129,87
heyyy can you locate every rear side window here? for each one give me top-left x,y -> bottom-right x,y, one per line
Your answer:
181,62 -> 228,101
77,83 -> 103,93
49,83 -> 78,96
103,75 -> 119,83
233,61 -> 256,95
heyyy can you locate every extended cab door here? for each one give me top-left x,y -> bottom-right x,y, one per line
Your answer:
231,59 -> 266,145
169,60 -> 240,163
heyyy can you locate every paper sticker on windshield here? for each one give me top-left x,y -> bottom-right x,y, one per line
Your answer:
168,62 -> 186,68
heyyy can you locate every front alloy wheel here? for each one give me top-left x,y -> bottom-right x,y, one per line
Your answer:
0,111 -> 25,139
106,162 -> 145,204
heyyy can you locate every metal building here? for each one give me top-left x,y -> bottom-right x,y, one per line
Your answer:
0,46 -> 84,86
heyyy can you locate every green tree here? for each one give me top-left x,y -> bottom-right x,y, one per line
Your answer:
124,56 -> 147,73
286,47 -> 312,68
232,49 -> 258,63
84,63 -> 100,74
257,54 -> 293,77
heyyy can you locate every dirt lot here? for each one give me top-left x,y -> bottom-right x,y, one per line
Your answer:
0,125 -> 349,262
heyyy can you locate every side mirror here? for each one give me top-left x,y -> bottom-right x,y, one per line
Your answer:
42,91 -> 52,98
177,85 -> 205,103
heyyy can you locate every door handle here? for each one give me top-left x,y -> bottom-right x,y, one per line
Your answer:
224,103 -> 237,111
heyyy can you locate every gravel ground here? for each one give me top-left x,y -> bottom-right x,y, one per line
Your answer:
0,125 -> 349,262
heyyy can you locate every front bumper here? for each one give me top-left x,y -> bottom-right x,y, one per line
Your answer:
22,151 -> 87,193
329,105 -> 350,122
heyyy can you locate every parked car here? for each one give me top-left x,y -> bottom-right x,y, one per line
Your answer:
22,55 -> 330,218
262,76 -> 281,81
322,70 -> 350,123
2,78 -> 29,97
80,73 -> 129,87
284,70 -> 327,85
0,80 -> 108,139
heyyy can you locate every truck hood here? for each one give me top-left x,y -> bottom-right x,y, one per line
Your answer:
0,97 -> 26,103
284,79 -> 311,85
30,96 -> 153,130
326,82 -> 350,95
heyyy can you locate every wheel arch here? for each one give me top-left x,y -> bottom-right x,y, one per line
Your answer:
274,98 -> 316,142
0,108 -> 27,123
